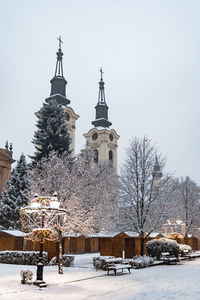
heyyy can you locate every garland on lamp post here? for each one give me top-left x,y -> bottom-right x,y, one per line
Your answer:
20,193 -> 67,278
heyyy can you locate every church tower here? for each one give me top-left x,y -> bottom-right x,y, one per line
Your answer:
152,156 -> 163,186
83,69 -> 120,174
45,36 -> 79,156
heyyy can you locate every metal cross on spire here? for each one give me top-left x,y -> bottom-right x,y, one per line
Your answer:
57,35 -> 63,50
99,67 -> 104,81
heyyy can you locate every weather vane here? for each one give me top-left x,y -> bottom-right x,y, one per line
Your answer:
57,35 -> 63,49
99,67 -> 104,80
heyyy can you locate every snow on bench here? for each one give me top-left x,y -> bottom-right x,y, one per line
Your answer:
182,250 -> 196,260
161,252 -> 178,264
104,258 -> 132,275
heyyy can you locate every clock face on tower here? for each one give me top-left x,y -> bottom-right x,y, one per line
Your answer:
92,132 -> 98,140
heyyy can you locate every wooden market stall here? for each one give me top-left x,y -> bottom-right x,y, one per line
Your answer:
99,231 -> 166,258
0,230 -> 24,251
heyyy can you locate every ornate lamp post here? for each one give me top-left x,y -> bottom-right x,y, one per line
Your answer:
20,193 -> 67,284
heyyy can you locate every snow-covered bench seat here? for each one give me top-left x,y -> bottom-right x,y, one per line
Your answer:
161,252 -> 178,264
182,250 -> 196,260
105,258 -> 132,275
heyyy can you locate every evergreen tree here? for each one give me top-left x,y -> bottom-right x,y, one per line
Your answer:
31,100 -> 71,163
0,153 -> 29,230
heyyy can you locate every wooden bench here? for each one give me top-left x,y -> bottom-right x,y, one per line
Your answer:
161,252 -> 178,264
182,250 -> 196,260
105,258 -> 132,275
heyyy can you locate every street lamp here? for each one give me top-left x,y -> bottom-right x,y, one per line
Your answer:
20,193 -> 67,285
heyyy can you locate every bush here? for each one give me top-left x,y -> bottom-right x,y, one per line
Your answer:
20,269 -> 33,284
93,256 -> 114,270
129,256 -> 154,269
62,254 -> 74,267
146,238 -> 179,259
0,251 -> 48,265
179,244 -> 192,255
48,255 -> 74,267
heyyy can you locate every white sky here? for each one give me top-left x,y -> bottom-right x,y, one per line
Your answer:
1,0 -> 200,183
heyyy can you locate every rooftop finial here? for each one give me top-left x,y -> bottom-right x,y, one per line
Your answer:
5,141 -> 8,150
57,35 -> 63,50
99,67 -> 104,81
9,143 -> 13,152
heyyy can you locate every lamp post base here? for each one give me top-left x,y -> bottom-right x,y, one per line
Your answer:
33,280 -> 47,287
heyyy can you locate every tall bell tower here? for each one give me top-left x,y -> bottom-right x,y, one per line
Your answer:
83,69 -> 120,174
45,36 -> 79,156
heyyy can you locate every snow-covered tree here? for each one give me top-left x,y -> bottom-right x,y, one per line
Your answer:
166,176 -> 200,241
0,153 -> 29,229
27,150 -> 119,234
31,100 -> 71,164
119,136 -> 170,255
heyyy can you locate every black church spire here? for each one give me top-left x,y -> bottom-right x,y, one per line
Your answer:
92,68 -> 112,128
152,156 -> 163,180
45,36 -> 70,106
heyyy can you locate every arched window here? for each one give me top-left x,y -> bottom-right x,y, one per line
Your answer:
94,149 -> 98,163
109,150 -> 113,166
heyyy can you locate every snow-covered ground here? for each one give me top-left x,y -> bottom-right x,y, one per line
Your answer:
0,253 -> 200,300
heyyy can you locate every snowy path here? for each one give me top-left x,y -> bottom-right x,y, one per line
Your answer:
0,254 -> 200,299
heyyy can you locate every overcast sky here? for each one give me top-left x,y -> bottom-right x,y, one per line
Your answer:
1,0 -> 200,183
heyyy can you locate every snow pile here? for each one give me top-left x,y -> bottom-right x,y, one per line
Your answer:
129,255 -> 154,269
179,244 -> 192,255
0,251 -> 48,265
93,256 -> 114,270
146,238 -> 179,259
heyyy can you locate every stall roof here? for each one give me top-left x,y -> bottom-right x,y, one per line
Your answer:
1,230 -> 26,237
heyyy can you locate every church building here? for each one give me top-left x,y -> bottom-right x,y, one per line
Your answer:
83,69 -> 120,174
45,38 -> 120,172
0,142 -> 15,196
45,37 -> 79,157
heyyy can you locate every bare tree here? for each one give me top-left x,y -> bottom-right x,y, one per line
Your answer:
119,136 -> 170,255
168,176 -> 200,242
27,151 -> 119,234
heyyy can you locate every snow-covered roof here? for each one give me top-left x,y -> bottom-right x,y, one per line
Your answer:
149,232 -> 164,238
1,230 -> 26,237
63,232 -> 84,238
124,231 -> 139,238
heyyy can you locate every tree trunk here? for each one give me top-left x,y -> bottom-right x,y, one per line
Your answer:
184,234 -> 188,245
58,240 -> 63,275
140,236 -> 144,256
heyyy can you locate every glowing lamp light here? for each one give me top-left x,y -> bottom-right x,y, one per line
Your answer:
176,219 -> 182,225
31,202 -> 41,208
50,200 -> 60,209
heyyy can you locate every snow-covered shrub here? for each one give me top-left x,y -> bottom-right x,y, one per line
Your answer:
48,255 -> 74,267
20,269 -> 33,284
146,238 -> 179,259
129,256 -> 154,269
179,244 -> 192,255
0,251 -> 48,265
62,255 -> 74,267
93,256 -> 114,270
48,256 -> 57,266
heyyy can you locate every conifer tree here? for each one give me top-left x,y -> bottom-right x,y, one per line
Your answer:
0,153 -> 29,230
31,100 -> 71,163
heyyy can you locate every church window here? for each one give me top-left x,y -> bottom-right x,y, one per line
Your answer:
109,134 -> 113,141
92,132 -> 98,141
66,112 -> 70,121
94,149 -> 98,163
109,150 -> 113,166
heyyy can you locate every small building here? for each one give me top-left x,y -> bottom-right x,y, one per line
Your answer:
63,234 -> 86,254
0,230 -> 24,251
